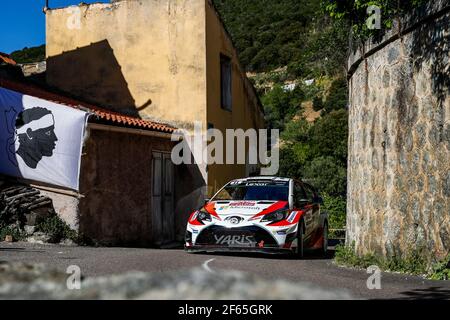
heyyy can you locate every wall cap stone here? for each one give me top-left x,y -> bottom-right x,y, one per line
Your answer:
348,0 -> 450,79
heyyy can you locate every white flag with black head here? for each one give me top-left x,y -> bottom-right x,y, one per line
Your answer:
0,87 -> 88,191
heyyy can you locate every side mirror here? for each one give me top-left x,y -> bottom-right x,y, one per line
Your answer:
298,199 -> 310,207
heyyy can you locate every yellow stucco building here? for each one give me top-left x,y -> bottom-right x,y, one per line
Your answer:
46,0 -> 265,200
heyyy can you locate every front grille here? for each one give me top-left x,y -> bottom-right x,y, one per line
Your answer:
195,226 -> 278,247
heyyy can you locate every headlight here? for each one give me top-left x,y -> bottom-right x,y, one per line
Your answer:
261,209 -> 289,223
197,208 -> 212,223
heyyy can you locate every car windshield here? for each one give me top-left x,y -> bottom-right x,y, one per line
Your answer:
212,181 -> 289,201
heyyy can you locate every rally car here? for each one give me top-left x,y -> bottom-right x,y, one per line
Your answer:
185,177 -> 328,257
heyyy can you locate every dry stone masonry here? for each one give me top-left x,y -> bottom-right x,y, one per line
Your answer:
347,1 -> 449,264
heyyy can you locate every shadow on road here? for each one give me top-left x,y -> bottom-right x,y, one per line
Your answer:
188,238 -> 345,261
0,247 -> 26,251
191,247 -> 337,261
396,286 -> 450,300
0,247 -> 45,253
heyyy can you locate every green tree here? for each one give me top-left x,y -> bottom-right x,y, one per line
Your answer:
10,45 -> 45,64
309,109 -> 348,165
303,156 -> 347,196
323,77 -> 348,112
313,95 -> 324,111
279,110 -> 348,195
322,193 -> 347,230
262,85 -> 305,130
213,0 -> 349,77
323,0 -> 429,40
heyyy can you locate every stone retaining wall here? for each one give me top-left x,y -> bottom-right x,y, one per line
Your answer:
346,1 -> 449,263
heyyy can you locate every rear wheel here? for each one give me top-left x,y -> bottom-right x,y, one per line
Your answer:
296,220 -> 304,258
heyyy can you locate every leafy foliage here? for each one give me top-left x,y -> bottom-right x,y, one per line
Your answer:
312,95 -> 325,111
36,215 -> 77,243
10,45 -> 45,64
323,0 -> 430,40
261,85 -> 305,130
429,255 -> 450,281
0,225 -> 26,242
335,243 -> 450,279
213,0 -> 349,77
309,109 -> 348,165
280,109 -> 348,197
323,77 -> 348,112
335,243 -> 429,276
303,157 -> 347,196
322,194 -> 346,231
335,243 -> 379,269
278,110 -> 348,231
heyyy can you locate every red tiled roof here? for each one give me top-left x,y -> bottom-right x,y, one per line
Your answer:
0,53 -> 16,66
0,78 -> 176,134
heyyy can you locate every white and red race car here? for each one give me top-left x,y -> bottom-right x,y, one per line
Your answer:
185,177 -> 329,257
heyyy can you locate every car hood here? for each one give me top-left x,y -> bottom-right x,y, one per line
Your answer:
206,200 -> 289,218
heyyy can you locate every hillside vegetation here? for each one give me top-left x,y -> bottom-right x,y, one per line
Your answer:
213,0 -> 348,77
10,45 -> 45,64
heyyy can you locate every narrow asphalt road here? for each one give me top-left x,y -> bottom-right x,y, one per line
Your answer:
1,242 -> 449,300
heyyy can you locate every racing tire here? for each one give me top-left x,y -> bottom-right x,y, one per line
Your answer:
296,220 -> 305,258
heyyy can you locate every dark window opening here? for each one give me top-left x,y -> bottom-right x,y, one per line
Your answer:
220,54 -> 232,111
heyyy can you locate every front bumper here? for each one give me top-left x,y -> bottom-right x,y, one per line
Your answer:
185,245 -> 294,255
185,224 -> 297,254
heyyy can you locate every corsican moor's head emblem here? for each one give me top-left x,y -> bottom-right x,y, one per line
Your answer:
5,107 -> 58,169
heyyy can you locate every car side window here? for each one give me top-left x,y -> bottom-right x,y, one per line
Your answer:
303,183 -> 316,201
294,183 -> 308,208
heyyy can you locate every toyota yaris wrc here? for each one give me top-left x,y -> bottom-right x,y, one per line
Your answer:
185,177 -> 328,257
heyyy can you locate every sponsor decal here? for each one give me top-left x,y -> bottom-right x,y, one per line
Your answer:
217,202 -> 262,211
287,211 -> 297,223
230,201 -> 256,207
229,180 -> 289,187
244,182 -> 269,186
214,235 -> 256,247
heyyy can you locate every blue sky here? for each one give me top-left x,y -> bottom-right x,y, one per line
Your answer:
0,0 -> 109,54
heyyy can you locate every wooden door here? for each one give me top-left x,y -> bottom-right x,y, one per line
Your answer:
152,152 -> 175,246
